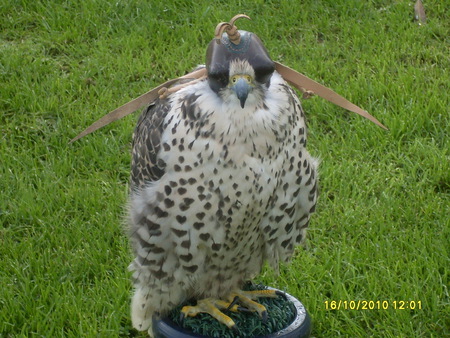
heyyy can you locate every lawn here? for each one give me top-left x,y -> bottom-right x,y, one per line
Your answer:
1,0 -> 448,337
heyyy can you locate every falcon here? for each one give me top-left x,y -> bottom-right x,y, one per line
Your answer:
128,15 -> 318,334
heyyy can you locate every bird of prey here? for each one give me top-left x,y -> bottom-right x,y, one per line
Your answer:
128,15 -> 318,334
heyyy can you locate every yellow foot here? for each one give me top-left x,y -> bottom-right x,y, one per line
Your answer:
181,298 -> 240,329
180,288 -> 284,330
228,289 -> 281,321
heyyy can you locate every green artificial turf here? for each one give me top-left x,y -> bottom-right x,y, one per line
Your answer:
168,283 -> 297,338
1,1 -> 449,337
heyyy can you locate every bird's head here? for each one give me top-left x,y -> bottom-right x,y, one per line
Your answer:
206,14 -> 275,108
228,60 -> 255,108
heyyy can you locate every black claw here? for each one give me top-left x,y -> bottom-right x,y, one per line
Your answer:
179,312 -> 185,323
261,310 -> 268,322
237,306 -> 252,312
275,290 -> 288,300
226,295 -> 240,311
231,324 -> 239,332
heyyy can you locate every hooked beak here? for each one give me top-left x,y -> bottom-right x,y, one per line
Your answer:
232,77 -> 250,108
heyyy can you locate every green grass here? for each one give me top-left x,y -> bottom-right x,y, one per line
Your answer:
1,0 -> 448,336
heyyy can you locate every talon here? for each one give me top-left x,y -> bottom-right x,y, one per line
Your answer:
261,310 -> 268,322
226,296 -> 240,311
237,306 -> 252,312
179,312 -> 185,323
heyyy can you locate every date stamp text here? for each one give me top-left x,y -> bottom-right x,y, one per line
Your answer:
324,300 -> 422,310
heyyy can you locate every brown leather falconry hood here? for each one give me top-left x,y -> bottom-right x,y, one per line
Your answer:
206,15 -> 275,93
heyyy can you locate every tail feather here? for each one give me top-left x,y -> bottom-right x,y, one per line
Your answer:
131,287 -> 154,332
